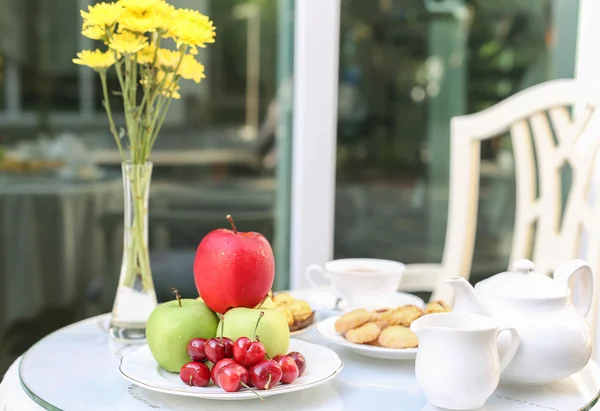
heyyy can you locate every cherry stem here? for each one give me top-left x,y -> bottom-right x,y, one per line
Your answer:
219,314 -> 225,342
172,287 -> 182,307
265,374 -> 272,390
252,312 -> 265,341
240,382 -> 265,401
188,375 -> 193,387
226,214 -> 238,234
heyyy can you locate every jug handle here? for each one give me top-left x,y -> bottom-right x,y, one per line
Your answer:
554,259 -> 594,317
497,327 -> 520,373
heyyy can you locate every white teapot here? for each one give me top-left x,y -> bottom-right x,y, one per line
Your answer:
446,259 -> 594,385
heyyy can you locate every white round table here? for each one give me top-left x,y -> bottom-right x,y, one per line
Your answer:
1,314 -> 599,411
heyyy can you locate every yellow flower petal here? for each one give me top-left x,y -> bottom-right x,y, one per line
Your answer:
136,44 -> 157,65
81,2 -> 123,28
167,8 -> 216,49
177,54 -> 205,83
118,0 -> 163,14
81,25 -> 107,41
73,49 -> 116,70
109,31 -> 148,55
117,9 -> 160,33
155,48 -> 181,71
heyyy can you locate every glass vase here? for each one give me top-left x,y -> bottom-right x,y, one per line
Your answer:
109,161 -> 158,342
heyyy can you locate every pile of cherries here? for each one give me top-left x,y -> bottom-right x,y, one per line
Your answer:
179,313 -> 306,397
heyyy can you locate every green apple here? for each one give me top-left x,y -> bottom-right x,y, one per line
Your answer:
219,307 -> 290,357
146,293 -> 219,373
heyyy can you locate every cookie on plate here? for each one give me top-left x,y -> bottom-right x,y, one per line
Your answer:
425,300 -> 450,314
335,308 -> 373,333
345,322 -> 382,344
378,326 -> 419,349
372,308 -> 394,322
389,305 -> 423,326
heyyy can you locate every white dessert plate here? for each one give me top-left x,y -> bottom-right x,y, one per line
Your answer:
119,339 -> 343,400
285,288 -> 424,316
315,316 -> 417,360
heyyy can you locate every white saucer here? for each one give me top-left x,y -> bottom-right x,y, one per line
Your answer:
315,316 -> 418,360
285,288 -> 424,317
119,339 -> 343,400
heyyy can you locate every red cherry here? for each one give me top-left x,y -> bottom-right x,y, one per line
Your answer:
233,337 -> 267,367
205,337 -> 234,364
273,354 -> 299,384
216,363 -> 248,392
179,361 -> 211,387
186,338 -> 208,362
223,338 -> 234,358
287,352 -> 307,377
249,360 -> 283,390
211,358 -> 236,386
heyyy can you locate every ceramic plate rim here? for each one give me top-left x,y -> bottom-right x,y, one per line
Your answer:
285,289 -> 424,316
119,340 -> 344,400
315,316 -> 418,359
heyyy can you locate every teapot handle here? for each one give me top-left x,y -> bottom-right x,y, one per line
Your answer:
554,259 -> 594,317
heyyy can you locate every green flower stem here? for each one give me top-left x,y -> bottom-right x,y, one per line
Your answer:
122,165 -> 154,291
99,71 -> 125,162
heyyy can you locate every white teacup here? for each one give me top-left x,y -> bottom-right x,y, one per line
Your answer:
305,258 -> 405,308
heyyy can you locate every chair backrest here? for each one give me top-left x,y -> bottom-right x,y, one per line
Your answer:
433,79 -> 600,303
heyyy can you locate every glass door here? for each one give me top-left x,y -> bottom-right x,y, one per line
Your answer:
332,0 -> 579,283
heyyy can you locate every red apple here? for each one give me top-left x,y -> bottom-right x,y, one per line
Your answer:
194,215 -> 275,314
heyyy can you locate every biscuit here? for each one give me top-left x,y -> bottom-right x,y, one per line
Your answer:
370,320 -> 390,331
425,300 -> 450,314
372,308 -> 394,322
378,326 -> 419,348
345,322 -> 381,344
287,300 -> 313,322
273,292 -> 295,306
279,307 -> 295,326
388,305 -> 423,326
335,308 -> 373,333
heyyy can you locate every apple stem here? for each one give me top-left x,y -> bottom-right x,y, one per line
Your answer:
240,382 -> 265,401
226,214 -> 238,234
252,312 -> 265,341
172,287 -> 182,307
257,294 -> 270,308
265,374 -> 272,390
219,314 -> 225,342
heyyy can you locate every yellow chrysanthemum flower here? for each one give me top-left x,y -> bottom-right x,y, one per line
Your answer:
155,48 -> 181,71
136,44 -> 157,65
156,71 -> 181,99
73,49 -> 116,70
118,0 -> 164,14
168,9 -> 216,49
81,2 -> 123,28
117,8 -> 161,33
155,2 -> 176,32
81,25 -> 107,41
177,54 -> 205,84
109,31 -> 148,55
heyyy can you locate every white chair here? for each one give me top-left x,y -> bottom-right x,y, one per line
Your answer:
400,79 -> 600,352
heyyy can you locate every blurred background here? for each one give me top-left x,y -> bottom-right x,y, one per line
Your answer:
0,0 -> 579,376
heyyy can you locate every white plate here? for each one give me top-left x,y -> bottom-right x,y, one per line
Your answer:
286,288 -> 424,316
315,316 -> 418,360
119,339 -> 343,400
289,320 -> 316,337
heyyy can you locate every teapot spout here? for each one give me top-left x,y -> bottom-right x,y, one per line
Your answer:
445,277 -> 491,317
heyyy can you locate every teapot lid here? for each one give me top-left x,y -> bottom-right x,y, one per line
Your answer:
476,259 -> 568,299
